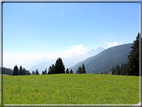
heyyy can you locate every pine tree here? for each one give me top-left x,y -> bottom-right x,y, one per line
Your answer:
66,68 -> 69,74
82,63 -> 86,73
36,69 -> 39,75
55,57 -> 65,74
19,66 -> 23,75
32,71 -> 35,75
22,68 -> 26,75
51,64 -> 55,74
48,66 -> 52,74
126,33 -> 141,76
112,66 -> 115,74
70,69 -> 73,74
115,65 -> 120,75
77,66 -> 82,74
13,65 -> 18,75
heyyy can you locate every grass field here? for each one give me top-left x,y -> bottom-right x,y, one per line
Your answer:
3,74 -> 139,104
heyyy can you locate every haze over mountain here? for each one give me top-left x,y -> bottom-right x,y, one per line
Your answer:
69,43 -> 132,74
29,47 -> 105,74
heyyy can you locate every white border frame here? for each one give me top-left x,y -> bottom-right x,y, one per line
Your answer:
1,0 -> 141,106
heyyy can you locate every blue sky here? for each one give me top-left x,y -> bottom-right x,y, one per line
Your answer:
3,3 -> 139,68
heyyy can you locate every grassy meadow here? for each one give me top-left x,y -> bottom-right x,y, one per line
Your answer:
3,74 -> 139,104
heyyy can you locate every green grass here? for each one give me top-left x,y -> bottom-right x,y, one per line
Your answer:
3,74 -> 139,104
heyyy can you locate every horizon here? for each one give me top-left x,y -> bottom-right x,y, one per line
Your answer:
3,3 -> 139,69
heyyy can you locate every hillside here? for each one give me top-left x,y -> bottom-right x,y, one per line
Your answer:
70,43 -> 132,74
29,47 -> 104,74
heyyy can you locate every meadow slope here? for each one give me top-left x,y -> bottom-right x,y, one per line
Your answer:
3,74 -> 139,104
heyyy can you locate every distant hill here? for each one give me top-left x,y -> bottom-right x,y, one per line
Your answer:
29,47 -> 105,74
69,43 -> 132,74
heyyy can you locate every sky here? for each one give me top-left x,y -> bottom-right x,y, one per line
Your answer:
3,3 -> 139,69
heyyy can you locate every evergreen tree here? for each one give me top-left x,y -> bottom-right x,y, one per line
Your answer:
44,68 -> 47,74
55,57 -> 65,74
42,68 -> 47,74
66,68 -> 69,74
51,64 -> 55,74
112,66 -> 115,74
19,66 -> 23,75
82,63 -> 86,73
35,69 -> 39,75
22,68 -> 26,75
32,71 -> 35,75
70,69 -> 73,74
126,33 -> 141,76
13,65 -> 18,75
77,66 -> 82,74
115,65 -> 120,75
48,66 -> 52,74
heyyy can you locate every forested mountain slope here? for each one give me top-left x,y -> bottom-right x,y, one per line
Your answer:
70,43 -> 132,74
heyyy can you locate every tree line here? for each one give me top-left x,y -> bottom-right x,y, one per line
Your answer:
110,63 -> 127,75
12,65 -> 31,75
109,33 -> 141,76
12,57 -> 76,75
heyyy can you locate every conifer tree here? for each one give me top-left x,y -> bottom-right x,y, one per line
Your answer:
22,68 -> 26,75
82,63 -> 86,73
48,66 -> 52,74
36,69 -> 39,75
13,65 -> 18,75
77,66 -> 82,74
51,64 -> 55,74
126,33 -> 141,76
32,71 -> 35,75
19,66 -> 23,75
66,68 -> 69,74
112,66 -> 115,74
70,69 -> 73,74
55,57 -> 65,74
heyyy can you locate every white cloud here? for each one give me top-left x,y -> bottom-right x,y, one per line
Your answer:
3,44 -> 87,68
104,42 -> 124,47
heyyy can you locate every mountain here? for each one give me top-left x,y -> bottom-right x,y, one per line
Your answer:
29,47 -> 105,74
83,47 -> 105,58
69,43 -> 132,74
29,59 -> 56,73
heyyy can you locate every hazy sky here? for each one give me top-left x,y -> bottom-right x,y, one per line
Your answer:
3,3 -> 139,68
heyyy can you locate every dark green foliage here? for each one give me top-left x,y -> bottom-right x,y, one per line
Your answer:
115,65 -> 120,75
111,63 -> 127,75
77,66 -> 82,74
1,67 -> 13,75
13,65 -> 18,75
42,68 -> 47,74
25,70 -> 31,75
55,57 -> 65,74
35,69 -> 39,75
66,68 -> 69,74
126,33 -> 141,76
112,66 -> 115,74
101,72 -> 103,74
70,69 -> 73,74
19,66 -> 23,75
22,68 -> 26,75
76,63 -> 86,74
82,63 -> 86,73
51,65 -> 55,74
32,71 -> 35,75
48,66 -> 52,74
